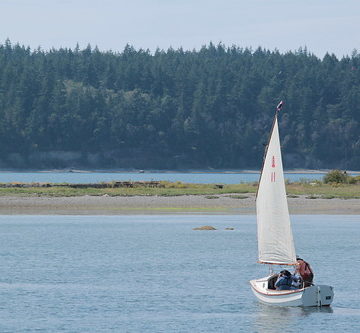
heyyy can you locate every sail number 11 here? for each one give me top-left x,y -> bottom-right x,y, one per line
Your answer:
271,156 -> 276,182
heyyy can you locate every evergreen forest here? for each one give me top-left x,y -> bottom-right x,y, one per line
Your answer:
0,39 -> 360,170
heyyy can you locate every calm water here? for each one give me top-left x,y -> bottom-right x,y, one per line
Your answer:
0,171 -> 326,184
0,215 -> 359,332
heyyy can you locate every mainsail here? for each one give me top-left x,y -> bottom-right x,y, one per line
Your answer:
256,112 -> 296,265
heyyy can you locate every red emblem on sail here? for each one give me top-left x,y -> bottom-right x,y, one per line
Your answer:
272,156 -> 276,168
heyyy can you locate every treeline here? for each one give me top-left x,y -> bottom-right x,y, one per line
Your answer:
0,39 -> 360,169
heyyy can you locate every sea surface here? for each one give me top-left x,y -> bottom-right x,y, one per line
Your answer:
0,171 -> 328,184
0,215 -> 358,332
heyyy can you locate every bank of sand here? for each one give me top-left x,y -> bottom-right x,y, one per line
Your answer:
0,194 -> 359,215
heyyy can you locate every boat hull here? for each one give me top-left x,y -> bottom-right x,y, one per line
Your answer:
250,277 -> 334,307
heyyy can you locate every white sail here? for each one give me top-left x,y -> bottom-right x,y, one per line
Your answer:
256,113 -> 296,265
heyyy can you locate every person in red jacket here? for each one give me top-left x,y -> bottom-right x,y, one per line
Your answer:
295,256 -> 314,287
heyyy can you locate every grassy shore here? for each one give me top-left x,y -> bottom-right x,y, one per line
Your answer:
286,182 -> 360,199
0,181 -> 360,199
0,182 -> 254,197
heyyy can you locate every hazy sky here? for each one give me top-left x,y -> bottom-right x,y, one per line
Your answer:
1,0 -> 360,58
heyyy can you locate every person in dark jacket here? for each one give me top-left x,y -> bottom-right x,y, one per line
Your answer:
275,270 -> 293,290
291,273 -> 303,289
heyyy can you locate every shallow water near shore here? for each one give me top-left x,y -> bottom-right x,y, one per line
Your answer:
0,170 -> 327,184
0,215 -> 359,332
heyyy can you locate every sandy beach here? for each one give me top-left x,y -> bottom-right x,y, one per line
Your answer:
0,194 -> 359,215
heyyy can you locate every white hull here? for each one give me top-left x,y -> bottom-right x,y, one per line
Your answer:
250,276 -> 334,307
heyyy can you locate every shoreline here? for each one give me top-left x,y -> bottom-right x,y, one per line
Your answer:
0,168 -> 359,174
1,194 -> 360,215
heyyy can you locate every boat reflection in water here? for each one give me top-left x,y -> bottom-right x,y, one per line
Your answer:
253,303 -> 333,333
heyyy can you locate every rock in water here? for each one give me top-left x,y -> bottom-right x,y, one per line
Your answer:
193,225 -> 217,230
225,227 -> 234,230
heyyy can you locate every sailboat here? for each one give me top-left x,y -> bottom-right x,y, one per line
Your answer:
249,101 -> 334,307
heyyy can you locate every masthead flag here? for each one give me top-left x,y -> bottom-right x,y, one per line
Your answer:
276,101 -> 284,111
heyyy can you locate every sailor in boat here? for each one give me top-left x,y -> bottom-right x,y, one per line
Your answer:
274,269 -> 304,291
295,256 -> 314,287
291,272 -> 303,289
274,270 -> 293,290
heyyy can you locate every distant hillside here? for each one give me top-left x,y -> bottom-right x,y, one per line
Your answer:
0,39 -> 359,169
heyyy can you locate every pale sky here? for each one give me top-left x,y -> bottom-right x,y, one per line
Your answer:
1,0 -> 360,58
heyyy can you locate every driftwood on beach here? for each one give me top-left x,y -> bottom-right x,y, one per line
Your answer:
0,181 -> 164,189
